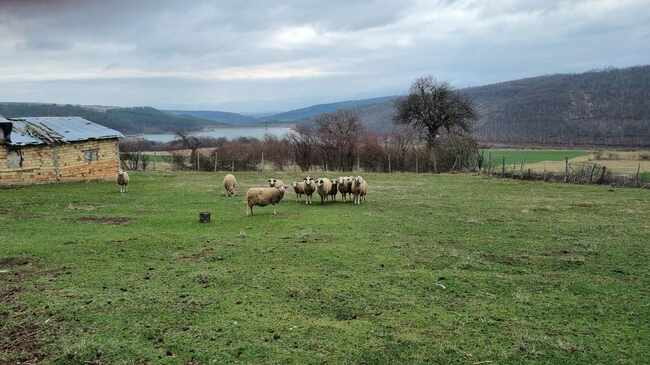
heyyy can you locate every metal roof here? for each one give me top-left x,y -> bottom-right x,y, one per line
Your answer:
3,116 -> 123,146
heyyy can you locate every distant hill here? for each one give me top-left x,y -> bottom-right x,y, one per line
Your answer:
302,65 -> 650,146
262,96 -> 398,122
166,110 -> 260,125
0,103 -> 227,134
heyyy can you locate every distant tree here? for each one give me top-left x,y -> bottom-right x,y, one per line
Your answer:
289,125 -> 318,171
314,110 -> 364,170
394,76 -> 476,147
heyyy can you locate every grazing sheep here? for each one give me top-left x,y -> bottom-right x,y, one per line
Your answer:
316,177 -> 333,204
117,170 -> 129,193
292,181 -> 306,202
303,176 -> 316,205
337,176 -> 350,201
328,178 -> 338,201
246,186 -> 286,216
223,174 -> 238,197
351,176 -> 368,205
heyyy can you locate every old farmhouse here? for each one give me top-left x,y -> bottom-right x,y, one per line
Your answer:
0,116 -> 123,185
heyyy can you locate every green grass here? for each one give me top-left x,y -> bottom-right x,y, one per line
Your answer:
482,149 -> 587,165
641,172 -> 650,183
2,172 -> 649,364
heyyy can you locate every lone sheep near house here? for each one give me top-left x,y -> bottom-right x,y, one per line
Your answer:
223,174 -> 237,197
292,181 -> 306,201
117,170 -> 129,193
351,176 -> 368,205
316,177 -> 333,204
246,185 -> 286,216
303,176 -> 316,205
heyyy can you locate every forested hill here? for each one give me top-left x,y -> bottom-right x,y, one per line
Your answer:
466,65 -> 650,146
305,65 -> 650,146
0,103 -> 226,134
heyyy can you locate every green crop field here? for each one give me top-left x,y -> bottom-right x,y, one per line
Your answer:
2,172 -> 649,364
481,149 -> 587,165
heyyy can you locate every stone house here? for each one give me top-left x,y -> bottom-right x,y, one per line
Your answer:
0,116 -> 123,185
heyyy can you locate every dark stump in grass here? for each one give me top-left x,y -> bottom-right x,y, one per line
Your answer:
199,212 -> 211,223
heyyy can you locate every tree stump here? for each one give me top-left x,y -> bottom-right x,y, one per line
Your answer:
199,212 -> 211,223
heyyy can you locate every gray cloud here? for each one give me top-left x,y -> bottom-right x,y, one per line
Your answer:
0,0 -> 648,112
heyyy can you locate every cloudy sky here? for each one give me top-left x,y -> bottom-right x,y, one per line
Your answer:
0,0 -> 648,113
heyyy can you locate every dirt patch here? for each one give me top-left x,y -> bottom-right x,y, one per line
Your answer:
0,257 -> 50,364
0,256 -> 34,267
78,216 -> 131,225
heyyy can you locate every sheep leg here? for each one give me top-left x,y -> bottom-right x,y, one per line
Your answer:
273,206 -> 277,215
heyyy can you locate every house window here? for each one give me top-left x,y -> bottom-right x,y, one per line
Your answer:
6,150 -> 23,169
84,149 -> 99,162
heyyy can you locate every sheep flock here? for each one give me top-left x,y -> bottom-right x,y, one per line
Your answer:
234,174 -> 369,216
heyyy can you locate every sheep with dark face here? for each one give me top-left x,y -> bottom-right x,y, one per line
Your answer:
328,178 -> 338,201
302,176 -> 316,205
223,174 -> 237,197
316,177 -> 332,204
117,170 -> 129,193
246,185 -> 286,216
351,176 -> 368,205
292,181 -> 305,202
337,176 -> 351,202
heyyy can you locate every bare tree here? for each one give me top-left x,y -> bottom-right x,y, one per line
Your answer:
394,76 -> 477,147
314,110 -> 364,171
289,124 -> 318,171
175,132 -> 201,170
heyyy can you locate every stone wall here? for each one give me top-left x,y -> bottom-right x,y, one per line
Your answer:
0,139 -> 119,185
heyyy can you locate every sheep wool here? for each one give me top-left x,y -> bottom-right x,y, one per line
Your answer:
351,176 -> 368,205
223,174 -> 238,197
246,186 -> 286,216
316,177 -> 333,204
117,170 -> 129,193
303,176 -> 316,205
292,181 -> 306,202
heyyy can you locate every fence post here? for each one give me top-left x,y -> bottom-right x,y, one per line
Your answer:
231,160 -> 234,172
501,157 -> 505,177
564,157 -> 569,183
388,153 -> 391,174
415,154 -> 419,174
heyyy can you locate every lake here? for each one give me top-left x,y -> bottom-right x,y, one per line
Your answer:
140,126 -> 293,143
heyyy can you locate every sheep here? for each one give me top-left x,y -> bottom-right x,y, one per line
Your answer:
316,177 -> 333,204
328,178 -> 338,201
223,174 -> 237,197
337,176 -> 351,201
246,185 -> 286,216
267,178 -> 286,189
302,176 -> 316,205
292,181 -> 305,202
117,170 -> 129,193
351,176 -> 368,205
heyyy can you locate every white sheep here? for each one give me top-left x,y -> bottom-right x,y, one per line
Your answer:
267,178 -> 286,189
292,181 -> 306,202
302,176 -> 316,205
223,174 -> 238,197
316,177 -> 332,204
351,176 -> 368,205
246,185 -> 287,216
337,176 -> 350,202
117,170 -> 129,193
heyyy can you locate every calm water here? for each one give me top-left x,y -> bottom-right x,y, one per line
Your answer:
141,126 -> 292,143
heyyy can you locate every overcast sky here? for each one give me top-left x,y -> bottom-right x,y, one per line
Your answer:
0,0 -> 648,113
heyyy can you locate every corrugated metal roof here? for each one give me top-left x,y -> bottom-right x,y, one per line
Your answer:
4,116 -> 123,146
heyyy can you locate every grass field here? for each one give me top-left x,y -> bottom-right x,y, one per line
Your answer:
2,172 -> 650,364
481,149 -> 587,165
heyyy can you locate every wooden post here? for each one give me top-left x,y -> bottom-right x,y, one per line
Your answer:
196,152 -> 200,172
564,157 -> 569,183
214,151 -> 218,172
415,154 -> 419,174
231,160 -> 234,172
501,157 -> 506,177
261,151 -> 264,173
636,163 -> 641,186
388,153 -> 391,174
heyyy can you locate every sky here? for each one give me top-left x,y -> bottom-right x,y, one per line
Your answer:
0,0 -> 649,113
